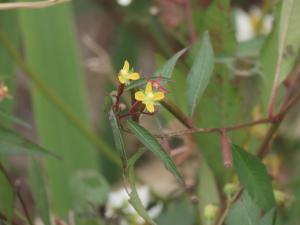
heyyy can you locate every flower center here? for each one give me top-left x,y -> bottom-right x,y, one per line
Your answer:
144,92 -> 154,103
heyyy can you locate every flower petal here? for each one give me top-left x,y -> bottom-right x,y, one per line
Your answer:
146,102 -> 155,113
135,91 -> 145,101
118,75 -> 126,84
153,92 -> 165,101
123,60 -> 130,72
129,72 -> 140,81
145,82 -> 152,94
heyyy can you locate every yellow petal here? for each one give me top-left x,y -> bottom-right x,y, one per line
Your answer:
145,82 -> 152,94
118,75 -> 126,84
146,102 -> 155,113
153,92 -> 165,101
135,91 -> 145,101
129,72 -> 140,81
123,60 -> 129,72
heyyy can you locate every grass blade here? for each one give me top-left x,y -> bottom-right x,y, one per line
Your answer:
30,160 -> 51,225
18,4 -> 100,215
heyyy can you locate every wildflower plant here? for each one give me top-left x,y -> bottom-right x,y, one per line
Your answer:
0,0 -> 300,225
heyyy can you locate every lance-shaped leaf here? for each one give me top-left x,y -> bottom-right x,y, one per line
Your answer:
125,77 -> 173,91
109,109 -> 127,168
232,145 -> 275,211
126,119 -> 184,184
153,48 -> 187,79
186,31 -> 215,116
261,0 -> 300,112
0,168 -> 15,224
30,160 -> 51,225
127,149 -> 157,225
0,125 -> 58,158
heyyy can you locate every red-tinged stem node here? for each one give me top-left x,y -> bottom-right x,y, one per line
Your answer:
220,130 -> 232,168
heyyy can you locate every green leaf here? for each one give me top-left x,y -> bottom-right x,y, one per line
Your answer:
0,125 -> 58,158
109,109 -> 127,168
186,31 -> 215,116
0,167 -> 15,224
227,192 -> 261,225
194,0 -> 236,54
18,4 -> 100,215
0,111 -> 31,128
30,160 -> 51,225
227,192 -> 275,225
155,198 -> 195,225
153,48 -> 187,79
274,0 -> 300,84
127,149 -> 157,225
125,77 -> 173,91
0,5 -> 18,128
126,119 -> 183,184
261,1 -> 300,112
232,145 -> 275,210
259,208 -> 276,225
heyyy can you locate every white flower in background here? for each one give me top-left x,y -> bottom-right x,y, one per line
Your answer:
117,0 -> 132,7
106,185 -> 162,224
235,7 -> 273,42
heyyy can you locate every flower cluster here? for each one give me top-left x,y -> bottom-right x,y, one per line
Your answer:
115,60 -> 166,116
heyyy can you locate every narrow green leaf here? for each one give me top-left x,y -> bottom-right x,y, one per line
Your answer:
186,31 -> 215,116
153,48 -> 187,79
108,109 -> 127,168
125,77 -> 173,91
261,1 -> 300,111
0,110 -> 30,128
0,125 -> 58,158
30,160 -> 51,225
232,145 -> 275,210
18,4 -> 99,215
275,0 -> 300,84
126,119 -> 184,184
127,149 -> 157,225
0,168 -> 15,224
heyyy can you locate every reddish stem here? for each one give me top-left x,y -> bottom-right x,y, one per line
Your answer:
220,130 -> 232,168
114,83 -> 124,110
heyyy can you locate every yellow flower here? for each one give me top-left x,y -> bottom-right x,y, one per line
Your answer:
118,60 -> 140,85
135,82 -> 165,113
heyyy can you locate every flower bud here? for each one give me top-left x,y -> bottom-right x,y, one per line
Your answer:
0,83 -> 9,101
223,182 -> 238,198
204,204 -> 219,222
274,190 -> 289,206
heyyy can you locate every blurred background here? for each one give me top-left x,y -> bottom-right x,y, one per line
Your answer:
1,0 -> 300,224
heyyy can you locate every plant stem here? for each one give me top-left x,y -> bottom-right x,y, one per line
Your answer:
0,29 -> 121,168
153,117 -> 272,138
